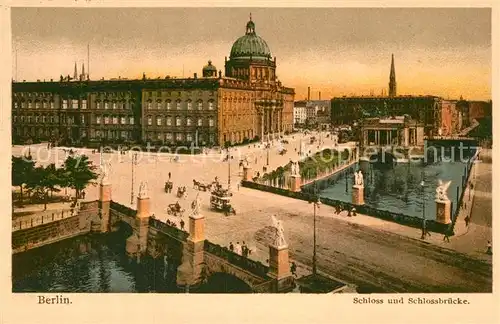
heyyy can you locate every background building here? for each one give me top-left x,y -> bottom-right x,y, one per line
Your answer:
293,101 -> 307,126
12,16 -> 295,147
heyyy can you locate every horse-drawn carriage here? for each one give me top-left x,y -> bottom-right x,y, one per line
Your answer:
177,186 -> 187,198
167,202 -> 184,217
193,179 -> 213,192
210,184 -> 235,216
164,181 -> 173,193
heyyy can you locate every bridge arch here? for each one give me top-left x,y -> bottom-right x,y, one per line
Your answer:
198,272 -> 253,293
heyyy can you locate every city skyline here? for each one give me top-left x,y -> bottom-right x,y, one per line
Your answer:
12,7 -> 491,100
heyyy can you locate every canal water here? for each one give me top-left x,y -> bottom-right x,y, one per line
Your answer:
12,233 -> 251,293
318,156 -> 472,221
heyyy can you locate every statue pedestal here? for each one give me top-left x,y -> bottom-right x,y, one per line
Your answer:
99,183 -> 111,233
435,199 -> 452,224
352,185 -> 365,205
290,175 -> 301,192
243,166 -> 253,182
268,244 -> 291,280
189,214 -> 205,243
136,196 -> 150,218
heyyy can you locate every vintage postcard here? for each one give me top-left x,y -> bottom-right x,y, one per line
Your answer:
3,3 -> 498,324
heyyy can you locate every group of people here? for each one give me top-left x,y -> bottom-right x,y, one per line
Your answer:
333,205 -> 357,217
229,241 -> 252,257
165,218 -> 185,231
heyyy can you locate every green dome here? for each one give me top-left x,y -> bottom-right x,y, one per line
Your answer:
203,60 -> 217,72
230,17 -> 271,59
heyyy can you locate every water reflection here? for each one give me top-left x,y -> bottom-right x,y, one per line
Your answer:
12,233 -> 180,293
318,159 -> 469,220
13,233 -> 255,293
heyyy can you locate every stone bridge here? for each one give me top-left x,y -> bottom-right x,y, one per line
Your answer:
11,177 -> 295,293
100,179 -> 295,293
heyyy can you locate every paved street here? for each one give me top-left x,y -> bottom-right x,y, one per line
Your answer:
11,138 -> 492,293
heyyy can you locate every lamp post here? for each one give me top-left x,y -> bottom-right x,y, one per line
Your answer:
227,147 -> 231,191
420,175 -> 426,240
266,145 -> 270,166
309,184 -> 321,275
130,152 -> 138,205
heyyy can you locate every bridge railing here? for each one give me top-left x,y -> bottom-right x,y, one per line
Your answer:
149,217 -> 189,242
241,180 -> 451,234
204,240 -> 270,278
12,201 -> 84,232
110,201 -> 136,217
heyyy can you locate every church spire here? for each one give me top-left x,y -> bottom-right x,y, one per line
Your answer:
81,62 -> 85,80
73,62 -> 78,81
389,54 -> 396,97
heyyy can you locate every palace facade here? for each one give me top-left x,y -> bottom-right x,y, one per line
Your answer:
11,16 -> 294,147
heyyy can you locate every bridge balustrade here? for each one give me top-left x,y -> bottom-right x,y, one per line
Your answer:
204,240 -> 269,278
148,217 -> 189,242
110,201 -> 136,217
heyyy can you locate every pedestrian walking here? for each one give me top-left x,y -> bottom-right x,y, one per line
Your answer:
237,183 -> 240,191
486,241 -> 492,255
180,219 -> 185,231
290,262 -> 297,277
234,242 -> 242,255
168,172 -> 171,179
443,232 -> 450,243
464,216 -> 470,227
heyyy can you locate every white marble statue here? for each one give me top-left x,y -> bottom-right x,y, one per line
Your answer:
191,193 -> 202,216
353,170 -> 364,186
100,161 -> 111,184
243,156 -> 250,168
357,170 -> 364,186
138,181 -> 148,198
271,215 -> 287,247
290,161 -> 296,176
436,179 -> 452,201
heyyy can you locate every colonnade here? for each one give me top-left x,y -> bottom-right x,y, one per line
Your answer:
259,107 -> 283,141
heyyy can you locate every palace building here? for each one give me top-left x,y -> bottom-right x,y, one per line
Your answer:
11,15 -> 294,147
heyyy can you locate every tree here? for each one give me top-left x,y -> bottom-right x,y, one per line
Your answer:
63,155 -> 99,200
12,155 -> 35,204
24,165 -> 62,210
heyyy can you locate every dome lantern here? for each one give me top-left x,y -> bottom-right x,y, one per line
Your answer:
229,15 -> 271,60
202,60 -> 217,77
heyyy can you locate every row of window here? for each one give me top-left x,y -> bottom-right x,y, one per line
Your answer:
145,100 -> 214,111
145,90 -> 215,98
145,132 -> 215,142
95,116 -> 135,125
15,101 -> 56,110
145,116 -> 215,127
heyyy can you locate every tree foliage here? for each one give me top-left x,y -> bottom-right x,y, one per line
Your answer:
12,154 -> 99,207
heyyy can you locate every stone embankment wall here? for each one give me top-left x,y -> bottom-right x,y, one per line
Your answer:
241,180 -> 451,234
12,201 -> 99,254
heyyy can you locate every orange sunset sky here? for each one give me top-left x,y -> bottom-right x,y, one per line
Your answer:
12,8 -> 491,101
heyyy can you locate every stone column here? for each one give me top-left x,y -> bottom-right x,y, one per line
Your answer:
435,199 -> 451,224
261,112 -> 264,140
270,108 -> 274,139
177,212 -> 205,290
268,243 -> 293,293
126,183 -> 151,255
243,166 -> 253,182
98,180 -> 111,233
